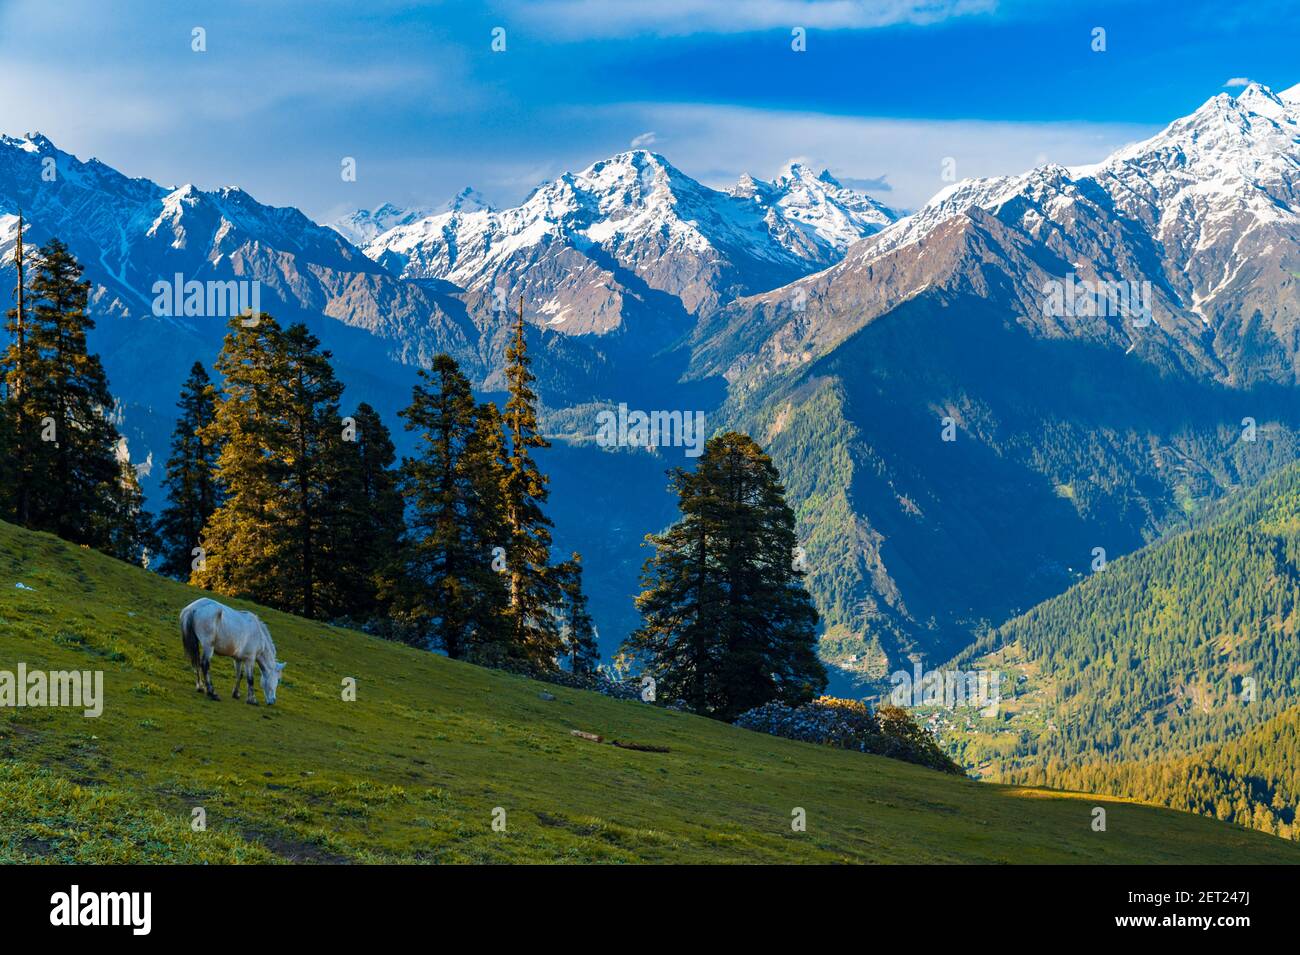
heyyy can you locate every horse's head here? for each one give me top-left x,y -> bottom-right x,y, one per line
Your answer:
262,660 -> 286,704
258,620 -> 286,704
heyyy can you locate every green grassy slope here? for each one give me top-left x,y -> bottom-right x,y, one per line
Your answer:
0,520 -> 1294,863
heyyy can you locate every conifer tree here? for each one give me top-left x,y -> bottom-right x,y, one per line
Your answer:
0,237 -> 149,560
193,316 -> 286,607
323,401 -> 405,620
397,356 -> 509,659
157,362 -> 221,578
278,322 -> 347,619
554,552 -> 598,675
623,431 -> 827,721
501,299 -> 560,669
397,356 -> 477,655
459,400 -> 513,660
195,317 -> 346,618
0,211 -> 37,524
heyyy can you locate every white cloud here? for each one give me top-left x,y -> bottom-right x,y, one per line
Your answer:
630,131 -> 658,148
1224,76 -> 1254,87
506,0 -> 995,37
0,0 -> 465,210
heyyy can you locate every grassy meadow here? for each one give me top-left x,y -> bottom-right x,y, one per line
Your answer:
1,520 -> 1295,864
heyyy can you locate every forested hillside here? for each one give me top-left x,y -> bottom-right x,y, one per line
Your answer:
1010,705 -> 1300,840
941,462 -> 1300,837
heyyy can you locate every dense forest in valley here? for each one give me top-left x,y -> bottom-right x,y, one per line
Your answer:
1011,704 -> 1300,840
937,462 -> 1300,837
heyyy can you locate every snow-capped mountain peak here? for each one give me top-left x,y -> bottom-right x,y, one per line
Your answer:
742,160 -> 897,254
1235,81 -> 1289,120
331,189 -> 498,246
721,79 -> 1300,398
1,132 -> 46,155
864,80 -> 1300,266
331,202 -> 438,246
361,150 -> 898,319
444,186 -> 494,214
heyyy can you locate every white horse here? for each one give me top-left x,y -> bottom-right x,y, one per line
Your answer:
179,597 -> 286,705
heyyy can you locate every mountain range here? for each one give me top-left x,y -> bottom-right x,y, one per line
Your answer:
329,188 -> 496,246
4,81 -> 1300,691
694,81 -> 1300,674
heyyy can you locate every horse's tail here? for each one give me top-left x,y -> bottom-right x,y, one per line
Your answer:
180,605 -> 202,668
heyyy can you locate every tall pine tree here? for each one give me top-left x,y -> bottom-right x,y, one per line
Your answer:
157,362 -> 221,578
0,211 -> 37,525
192,316 -> 285,606
277,322 -> 347,619
195,317 -> 347,618
501,299 -> 560,669
459,400 -> 513,661
554,552 -> 598,675
196,317 -> 405,621
0,237 -> 148,560
623,432 -> 827,721
323,401 -> 405,620
396,356 -> 509,659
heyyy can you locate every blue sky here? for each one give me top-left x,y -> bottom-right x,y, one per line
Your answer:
0,0 -> 1293,221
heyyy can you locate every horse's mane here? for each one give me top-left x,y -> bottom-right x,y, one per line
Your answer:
257,619 -> 277,663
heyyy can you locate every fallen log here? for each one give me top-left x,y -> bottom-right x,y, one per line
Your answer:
570,730 -> 603,743
612,740 -> 671,753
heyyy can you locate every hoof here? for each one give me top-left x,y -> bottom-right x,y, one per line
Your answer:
206,693 -> 221,702
245,697 -> 259,706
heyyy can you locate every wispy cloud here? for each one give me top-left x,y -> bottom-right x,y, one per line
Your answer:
0,0 -> 1263,223
839,174 -> 893,192
504,0 -> 996,37
1223,76 -> 1254,87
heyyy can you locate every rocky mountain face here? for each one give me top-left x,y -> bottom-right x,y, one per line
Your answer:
0,132 -> 480,506
691,82 -> 1300,676
361,150 -> 897,340
728,162 -> 897,264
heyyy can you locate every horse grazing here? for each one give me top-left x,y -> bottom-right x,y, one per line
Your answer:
179,597 -> 286,705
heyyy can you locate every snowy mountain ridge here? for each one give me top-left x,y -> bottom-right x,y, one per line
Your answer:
359,150 -> 898,312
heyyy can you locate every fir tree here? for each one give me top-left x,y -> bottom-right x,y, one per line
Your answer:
397,356 -> 509,659
501,299 -> 560,669
195,317 -> 346,618
554,552 -> 599,675
624,431 -> 827,721
459,400 -> 512,661
0,211 -> 37,524
193,316 -> 286,608
157,362 -> 221,579
323,401 -> 405,620
0,237 -> 149,560
277,323 -> 348,619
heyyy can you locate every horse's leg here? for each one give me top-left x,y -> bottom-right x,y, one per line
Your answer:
232,658 -> 244,699
246,658 -> 258,704
194,661 -> 204,692
201,647 -> 219,701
